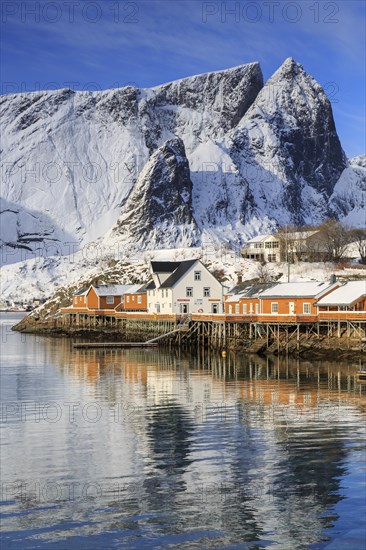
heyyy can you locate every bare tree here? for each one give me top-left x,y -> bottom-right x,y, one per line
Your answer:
349,228 -> 366,264
318,219 -> 351,262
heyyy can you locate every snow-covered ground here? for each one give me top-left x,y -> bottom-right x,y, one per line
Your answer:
1,243 -> 365,305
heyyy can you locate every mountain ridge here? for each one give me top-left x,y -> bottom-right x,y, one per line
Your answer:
0,58 -> 364,273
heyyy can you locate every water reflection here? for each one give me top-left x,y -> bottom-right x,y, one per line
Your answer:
1,313 -> 365,549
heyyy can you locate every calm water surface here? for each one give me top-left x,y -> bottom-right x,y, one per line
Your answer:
1,313 -> 365,549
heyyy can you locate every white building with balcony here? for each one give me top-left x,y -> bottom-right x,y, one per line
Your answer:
241,234 -> 280,262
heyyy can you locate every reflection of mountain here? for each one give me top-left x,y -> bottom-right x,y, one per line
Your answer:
4,333 -> 365,548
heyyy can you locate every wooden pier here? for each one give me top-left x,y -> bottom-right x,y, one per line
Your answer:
57,307 -> 366,353
73,342 -> 158,349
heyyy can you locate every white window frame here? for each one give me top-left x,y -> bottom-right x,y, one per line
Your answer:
194,271 -> 201,281
303,303 -> 311,314
106,296 -> 114,305
271,302 -> 279,314
126,296 -> 130,303
137,296 -> 142,304
203,287 -> 210,297
186,287 -> 193,297
243,303 -> 247,314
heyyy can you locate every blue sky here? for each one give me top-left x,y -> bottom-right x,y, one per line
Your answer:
1,0 -> 365,157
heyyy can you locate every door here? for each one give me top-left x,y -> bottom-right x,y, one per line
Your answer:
289,302 -> 295,314
212,304 -> 218,314
180,303 -> 189,314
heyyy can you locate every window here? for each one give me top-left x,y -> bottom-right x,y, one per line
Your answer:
271,302 -> 278,313
132,295 -> 135,301
267,254 -> 277,262
186,287 -> 193,297
303,303 -> 311,314
264,241 -> 279,249
203,287 -> 210,297
249,303 -> 253,313
126,296 -> 130,303
235,304 -> 240,314
243,304 -> 247,314
137,296 -> 142,304
106,296 -> 114,304
74,297 -> 77,305
255,303 -> 259,314
194,271 -> 201,281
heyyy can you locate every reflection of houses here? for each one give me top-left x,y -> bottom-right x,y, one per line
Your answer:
146,259 -> 225,315
316,281 -> 366,319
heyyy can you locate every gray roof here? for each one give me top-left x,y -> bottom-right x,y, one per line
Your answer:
74,288 -> 88,296
229,282 -> 278,297
159,259 -> 199,288
144,280 -> 156,290
150,261 -> 181,273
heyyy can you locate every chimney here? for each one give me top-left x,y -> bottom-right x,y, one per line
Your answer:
330,274 -> 337,284
237,274 -> 243,284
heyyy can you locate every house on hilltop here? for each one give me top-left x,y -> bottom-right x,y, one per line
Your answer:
241,229 -> 328,263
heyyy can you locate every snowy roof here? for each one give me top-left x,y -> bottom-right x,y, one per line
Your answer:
260,281 -> 335,298
278,230 -> 319,240
246,234 -> 274,243
316,281 -> 366,306
228,282 -> 278,297
92,284 -> 143,296
226,295 -> 241,303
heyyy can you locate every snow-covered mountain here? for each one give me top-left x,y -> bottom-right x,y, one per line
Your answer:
0,57 -> 364,303
1,61 -> 262,264
330,155 -> 366,227
107,137 -> 199,248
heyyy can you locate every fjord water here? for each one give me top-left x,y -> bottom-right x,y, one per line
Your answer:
1,313 -> 365,549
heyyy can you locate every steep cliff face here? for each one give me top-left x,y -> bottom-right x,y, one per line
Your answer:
228,58 -> 347,226
0,58 -> 362,274
107,138 -> 199,248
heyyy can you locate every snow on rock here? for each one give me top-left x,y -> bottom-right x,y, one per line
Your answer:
228,58 -> 347,226
0,62 -> 262,264
330,155 -> 366,228
1,58 -> 364,301
105,138 -> 199,248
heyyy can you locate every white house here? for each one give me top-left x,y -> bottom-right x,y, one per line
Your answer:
146,259 -> 225,315
241,234 -> 280,262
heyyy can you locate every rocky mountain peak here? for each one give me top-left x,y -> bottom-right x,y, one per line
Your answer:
107,137 -> 199,249
229,57 -> 347,225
